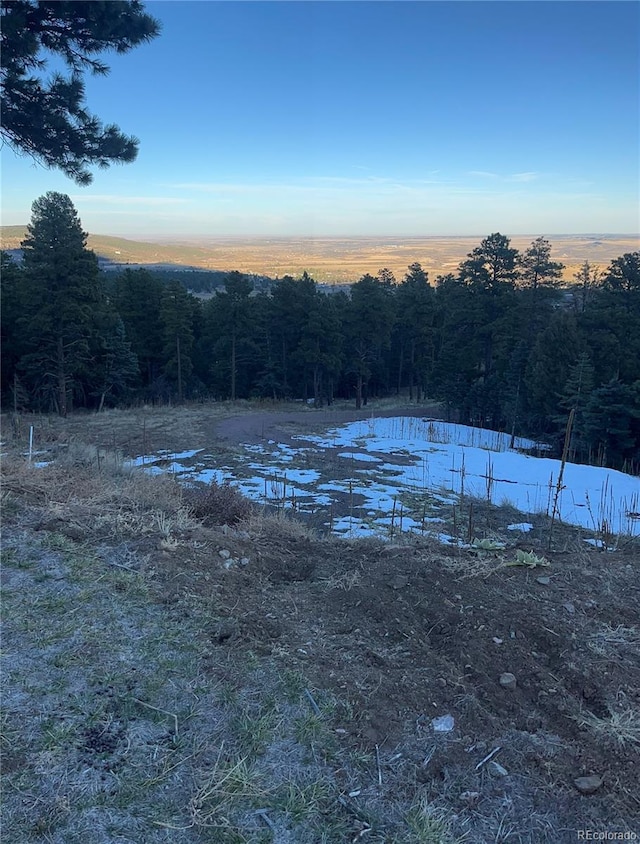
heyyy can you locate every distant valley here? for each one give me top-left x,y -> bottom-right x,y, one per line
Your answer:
2,226 -> 637,283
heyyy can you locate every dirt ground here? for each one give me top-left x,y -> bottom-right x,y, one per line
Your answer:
2,402 -> 639,843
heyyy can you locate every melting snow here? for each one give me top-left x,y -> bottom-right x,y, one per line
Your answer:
124,416 -> 639,541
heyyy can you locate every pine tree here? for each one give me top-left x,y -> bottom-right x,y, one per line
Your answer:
293,285 -> 343,406
572,261 -> 600,314
518,237 -> 564,337
394,263 -> 435,400
111,268 -> 164,387
555,351 -> 595,459
269,273 -> 316,398
345,274 -> 396,408
430,274 -> 478,420
214,272 -> 254,401
91,311 -> 139,411
583,379 -> 640,470
19,192 -> 102,414
159,281 -> 195,402
524,312 -> 581,435
1,1 -> 160,184
519,236 -> 564,293
0,251 -> 25,401
457,234 -> 520,403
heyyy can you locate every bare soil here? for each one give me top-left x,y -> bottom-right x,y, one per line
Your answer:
2,403 -> 639,843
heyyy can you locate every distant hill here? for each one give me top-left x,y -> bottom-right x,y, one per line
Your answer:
2,226 -> 638,283
0,227 -> 218,272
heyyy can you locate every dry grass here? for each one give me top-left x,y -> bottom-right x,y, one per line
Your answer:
1,448 -> 195,540
184,478 -> 256,526
319,569 -> 362,590
576,707 -> 640,748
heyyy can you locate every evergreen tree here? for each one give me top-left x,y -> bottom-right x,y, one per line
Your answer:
394,263 -> 435,400
555,351 -> 595,460
345,274 -> 396,408
293,285 -> 343,406
458,232 -> 520,292
583,379 -> 640,470
582,252 -> 640,386
0,251 -> 26,403
524,312 -> 581,435
456,234 -> 521,420
111,268 -> 164,388
600,251 -> 640,316
518,236 -> 564,336
159,280 -> 196,402
90,311 -> 139,410
214,271 -> 255,401
572,261 -> 600,314
1,1 -> 160,184
270,273 -> 316,397
519,236 -> 564,293
19,192 -> 102,415
430,274 -> 478,419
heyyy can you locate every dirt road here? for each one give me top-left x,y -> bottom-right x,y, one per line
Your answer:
211,403 -> 446,447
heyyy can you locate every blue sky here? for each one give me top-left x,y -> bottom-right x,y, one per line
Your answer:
2,1 -> 639,237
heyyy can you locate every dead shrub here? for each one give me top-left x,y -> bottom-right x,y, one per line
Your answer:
185,480 -> 255,526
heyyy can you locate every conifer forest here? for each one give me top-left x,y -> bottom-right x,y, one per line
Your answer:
2,192 -> 639,473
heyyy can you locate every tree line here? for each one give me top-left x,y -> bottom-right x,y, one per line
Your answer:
2,192 -> 639,472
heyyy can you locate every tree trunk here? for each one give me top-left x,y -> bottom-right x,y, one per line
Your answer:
355,374 -> 363,409
176,334 -> 183,402
313,366 -> 321,407
231,332 -> 237,401
57,336 -> 67,417
397,344 -> 404,396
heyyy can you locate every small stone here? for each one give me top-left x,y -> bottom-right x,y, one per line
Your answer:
390,575 -> 409,590
431,714 -> 455,732
499,672 -> 517,690
563,602 -> 576,614
493,637 -> 503,644
239,557 -> 250,566
489,761 -> 509,777
574,774 -> 603,795
219,549 -> 231,560
536,576 -> 551,585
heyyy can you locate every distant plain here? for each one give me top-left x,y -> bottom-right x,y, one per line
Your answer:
2,226 -> 638,283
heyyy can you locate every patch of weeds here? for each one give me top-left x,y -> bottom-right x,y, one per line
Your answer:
29,798 -> 72,839
185,479 -> 255,526
108,565 -> 150,594
279,668 -> 307,703
40,531 -> 82,556
245,650 -> 261,671
41,718 -> 77,752
392,796 -> 465,844
294,712 -> 330,747
233,705 -> 282,759
0,489 -> 19,516
274,776 -> 334,823
186,753 -> 267,829
217,681 -> 241,708
576,706 -> 640,747
0,546 -> 18,566
319,569 -> 362,590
